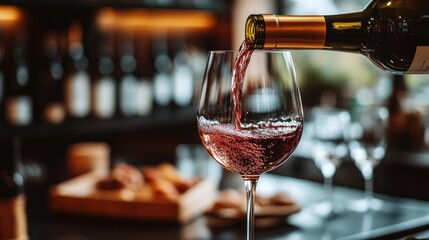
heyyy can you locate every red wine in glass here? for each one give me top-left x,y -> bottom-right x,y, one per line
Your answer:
198,117 -> 303,177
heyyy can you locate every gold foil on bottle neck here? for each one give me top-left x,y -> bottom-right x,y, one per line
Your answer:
262,14 -> 326,49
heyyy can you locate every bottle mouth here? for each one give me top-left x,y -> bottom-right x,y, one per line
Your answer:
245,14 -> 265,49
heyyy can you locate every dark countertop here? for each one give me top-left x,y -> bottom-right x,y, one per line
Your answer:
28,173 -> 429,240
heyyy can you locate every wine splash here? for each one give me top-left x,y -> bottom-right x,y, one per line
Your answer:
232,40 -> 254,129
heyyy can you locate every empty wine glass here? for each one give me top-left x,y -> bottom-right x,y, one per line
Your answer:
310,107 -> 350,217
348,105 -> 389,212
197,50 -> 303,240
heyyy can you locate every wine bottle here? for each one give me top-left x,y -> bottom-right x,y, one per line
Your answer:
153,34 -> 173,107
6,33 -> 33,126
40,31 -> 65,125
245,0 -> 429,74
172,36 -> 194,107
64,22 -> 91,119
92,31 -> 116,119
119,32 -> 139,117
0,137 -> 28,240
386,75 -> 425,150
135,32 -> 153,117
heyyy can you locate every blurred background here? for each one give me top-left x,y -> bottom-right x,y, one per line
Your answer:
1,0 -> 429,214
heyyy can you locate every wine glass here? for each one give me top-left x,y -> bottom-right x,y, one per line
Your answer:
197,50 -> 303,240
348,105 -> 389,212
310,107 -> 350,217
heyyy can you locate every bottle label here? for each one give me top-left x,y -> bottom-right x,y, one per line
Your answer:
6,96 -> 32,126
120,74 -> 139,116
136,80 -> 153,116
407,46 -> 429,73
154,73 -> 172,107
65,71 -> 90,118
93,77 -> 115,119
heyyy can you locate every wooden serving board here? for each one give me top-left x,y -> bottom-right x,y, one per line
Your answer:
50,171 -> 217,223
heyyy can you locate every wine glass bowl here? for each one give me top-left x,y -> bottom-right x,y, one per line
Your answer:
197,50 -> 303,177
197,50 -> 303,239
310,107 -> 350,217
348,105 -> 389,212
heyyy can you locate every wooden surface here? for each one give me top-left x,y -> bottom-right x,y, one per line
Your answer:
49,171 -> 217,223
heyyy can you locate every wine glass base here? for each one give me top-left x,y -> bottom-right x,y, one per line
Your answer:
347,198 -> 384,213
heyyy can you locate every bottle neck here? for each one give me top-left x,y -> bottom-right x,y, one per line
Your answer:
325,12 -> 365,52
246,13 -> 364,51
246,14 -> 326,49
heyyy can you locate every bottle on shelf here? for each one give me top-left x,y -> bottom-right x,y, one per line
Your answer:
152,33 -> 173,108
92,30 -> 116,119
135,32 -> 153,117
245,0 -> 429,74
386,75 -> 425,150
118,31 -> 139,117
5,32 -> 33,127
40,31 -> 66,125
172,36 -> 194,107
0,137 -> 28,240
188,45 -> 208,107
64,22 -> 91,119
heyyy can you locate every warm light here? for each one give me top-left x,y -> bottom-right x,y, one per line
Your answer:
96,8 -> 216,31
0,6 -> 21,22
387,2 -> 392,6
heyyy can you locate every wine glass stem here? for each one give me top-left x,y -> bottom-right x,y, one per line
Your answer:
324,176 -> 334,208
244,178 -> 259,240
364,174 -> 374,208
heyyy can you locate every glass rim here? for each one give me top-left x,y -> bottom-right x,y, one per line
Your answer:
208,50 -> 292,54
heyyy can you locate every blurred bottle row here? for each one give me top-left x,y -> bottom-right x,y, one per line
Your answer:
0,20 -> 207,127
